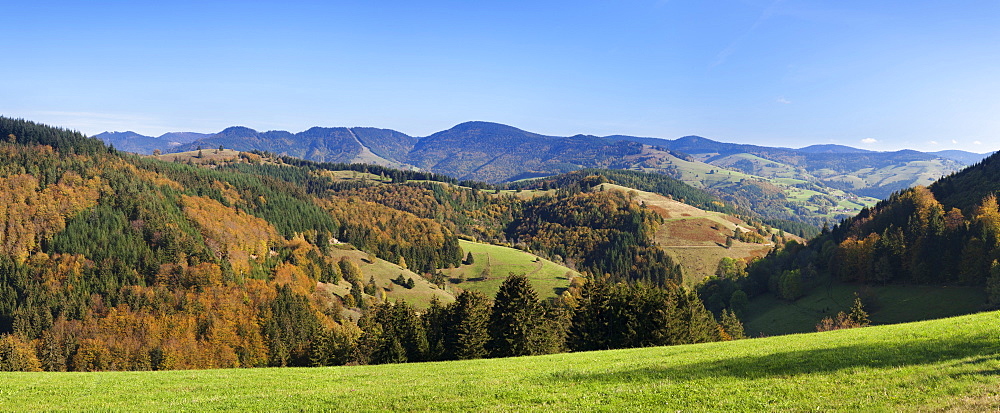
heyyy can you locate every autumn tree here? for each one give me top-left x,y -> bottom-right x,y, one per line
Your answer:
0,334 -> 41,371
339,257 -> 362,284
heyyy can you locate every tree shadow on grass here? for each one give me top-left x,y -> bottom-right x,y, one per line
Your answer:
545,333 -> 1000,384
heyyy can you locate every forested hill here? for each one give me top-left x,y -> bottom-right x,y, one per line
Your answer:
0,117 -> 749,372
404,122 -> 644,182
931,151 -> 1000,212
709,150 -> 1000,333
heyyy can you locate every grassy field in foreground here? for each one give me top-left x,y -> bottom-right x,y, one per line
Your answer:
3,311 -> 999,411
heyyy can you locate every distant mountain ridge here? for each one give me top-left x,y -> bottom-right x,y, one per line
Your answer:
95,121 -> 992,201
94,130 -> 209,153
797,144 -> 875,154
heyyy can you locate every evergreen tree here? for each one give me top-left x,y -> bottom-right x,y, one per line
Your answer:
422,298 -> 449,361
719,309 -> 745,340
448,290 -> 492,360
487,273 -> 546,358
569,277 -> 614,351
262,285 -> 320,367
847,295 -> 871,326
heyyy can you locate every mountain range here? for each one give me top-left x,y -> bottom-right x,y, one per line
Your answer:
96,121 -> 993,228
96,121 -> 990,186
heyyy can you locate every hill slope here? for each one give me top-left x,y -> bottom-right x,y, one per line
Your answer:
5,310 -> 998,411
3,117 -> 757,372
726,150 -> 1000,336
598,183 -> 788,284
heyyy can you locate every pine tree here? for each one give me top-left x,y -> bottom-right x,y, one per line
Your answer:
449,290 -> 491,360
719,309 -> 745,340
847,295 -> 870,326
487,273 -> 546,358
465,251 -> 475,265
422,298 -> 449,361
569,276 -> 613,351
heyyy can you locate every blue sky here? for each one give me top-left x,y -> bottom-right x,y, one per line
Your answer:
3,1 -> 999,152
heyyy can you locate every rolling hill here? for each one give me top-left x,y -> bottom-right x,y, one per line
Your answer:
93,131 -> 208,154
598,183 -> 790,284
622,134 -> 974,199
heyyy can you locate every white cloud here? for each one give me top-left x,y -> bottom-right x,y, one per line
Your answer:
951,139 -> 958,144
861,138 -> 878,144
928,140 -> 938,145
776,97 -> 791,104
974,140 -> 983,145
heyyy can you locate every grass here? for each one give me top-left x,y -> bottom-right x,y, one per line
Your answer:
441,240 -> 577,298
4,311 -> 999,411
325,246 -> 454,308
744,278 -> 988,336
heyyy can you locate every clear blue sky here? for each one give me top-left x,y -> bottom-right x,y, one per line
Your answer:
3,1 -> 999,152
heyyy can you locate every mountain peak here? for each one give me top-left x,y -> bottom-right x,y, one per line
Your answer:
218,126 -> 260,136
443,121 -> 531,135
95,131 -> 145,138
675,135 -> 715,143
797,144 -> 873,154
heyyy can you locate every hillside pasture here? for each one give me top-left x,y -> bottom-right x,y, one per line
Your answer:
440,240 -> 577,299
599,184 -> 776,284
324,246 -> 454,308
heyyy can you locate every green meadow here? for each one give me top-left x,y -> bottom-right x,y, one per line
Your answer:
3,311 -> 998,411
441,240 -> 577,299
